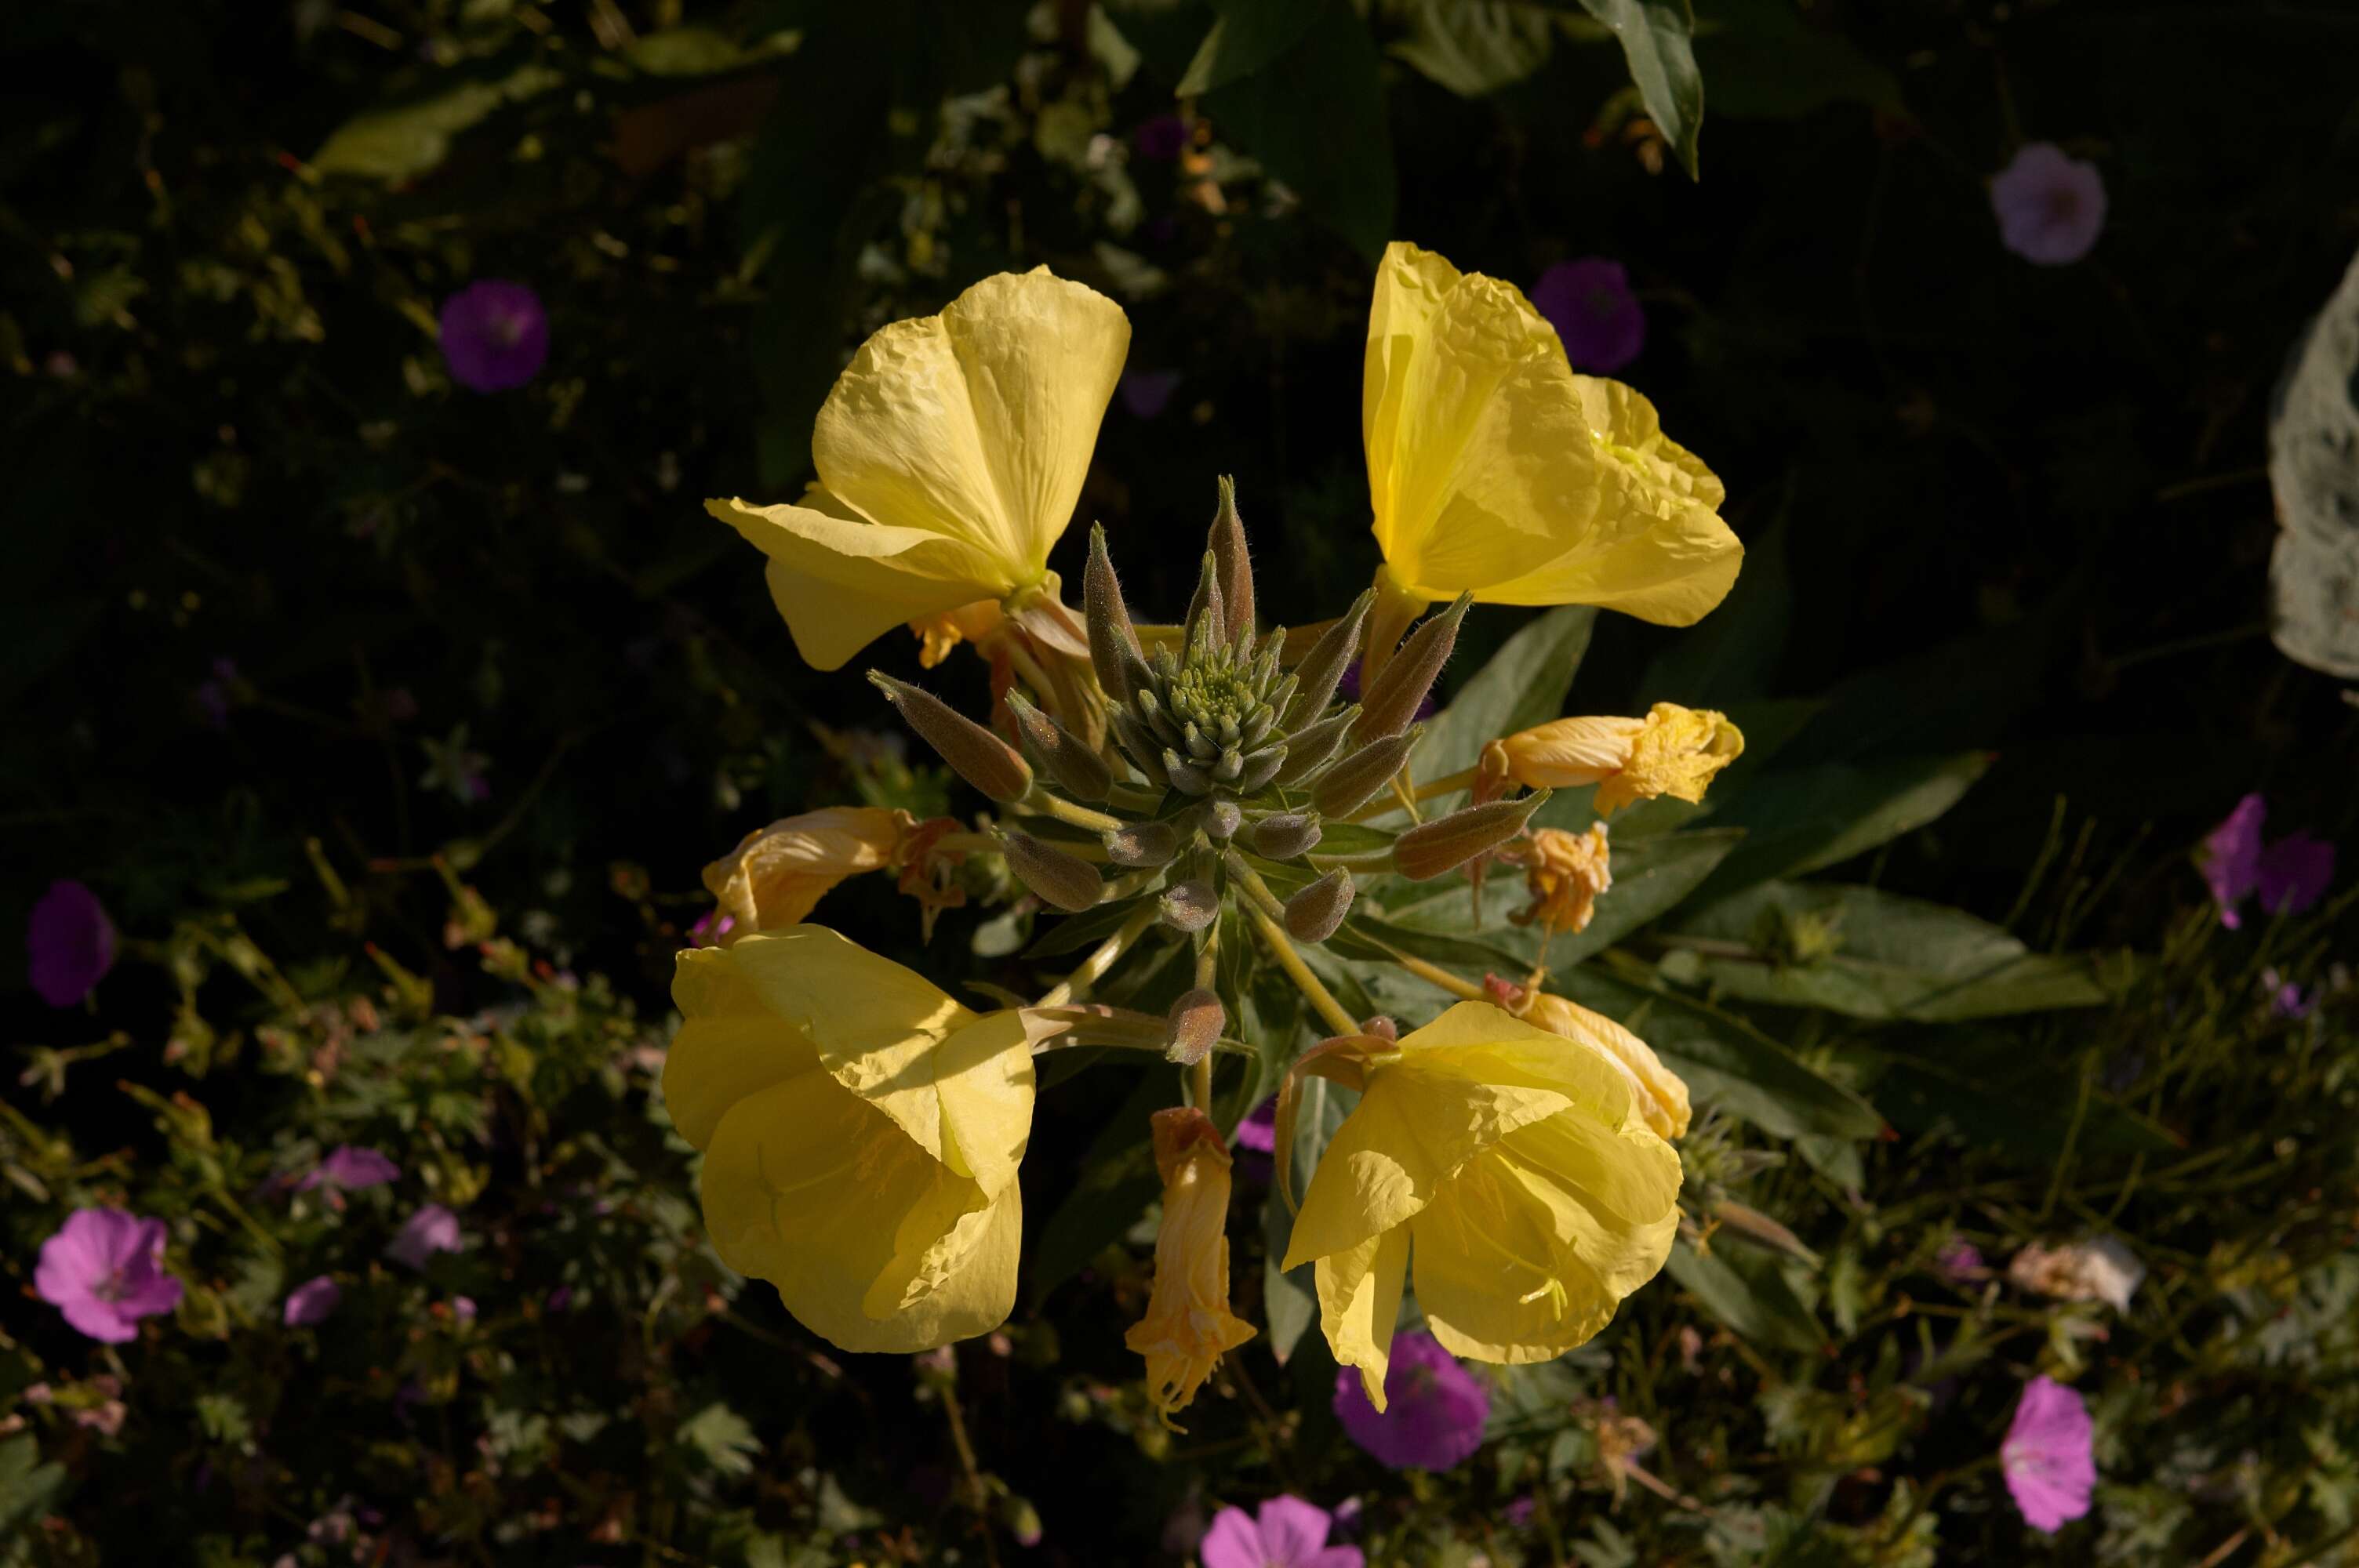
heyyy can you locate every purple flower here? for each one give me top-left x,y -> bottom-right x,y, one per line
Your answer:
34,1208 -> 184,1343
387,1203 -> 463,1269
2200,793 -> 2267,926
2257,833 -> 2335,916
1199,1496 -> 1364,1568
1234,1096 -> 1278,1154
1990,143 -> 2106,266
1133,114 -> 1188,162
27,880 -> 116,1008
1936,1238 -> 1986,1283
2263,968 -> 2313,1019
438,280 -> 548,393
1118,368 -> 1182,420
1532,258 -> 1646,374
2001,1374 -> 2096,1534
283,1275 -> 343,1327
300,1145 -> 402,1192
1332,1330 -> 1488,1472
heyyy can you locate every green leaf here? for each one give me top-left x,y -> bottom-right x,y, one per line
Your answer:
678,1403 -> 762,1479
311,64 -> 561,182
1665,1240 -> 1823,1352
1027,1071 -> 1167,1308
1692,0 -> 1901,121
1572,0 -> 1703,178
1634,503 -> 1790,710
1384,0 -> 1557,96
1558,967 -> 1883,1139
1201,5 -> 1397,260
0,1436 -> 67,1541
1677,752 -> 1992,909
1856,1047 -> 2180,1166
1178,0 -> 1329,95
1413,605 -> 1598,779
1023,895 -> 1153,960
1665,881 -> 2111,1022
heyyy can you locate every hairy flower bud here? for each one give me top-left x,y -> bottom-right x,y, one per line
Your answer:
1391,791 -> 1550,881
870,672 -> 1032,804
1085,524 -> 1143,702
1249,812 -> 1323,861
1184,550 -> 1226,647
1206,476 -> 1254,635
1283,869 -> 1355,943
1352,592 -> 1470,745
1270,707 -> 1358,788
1005,691 -> 1112,802
1104,820 -> 1180,867
1285,589 -> 1374,730
1165,987 -> 1227,1065
1310,728 -> 1421,818
1110,712 -> 1170,786
1000,829 -> 1103,913
1201,800 -> 1242,841
1160,879 -> 1219,933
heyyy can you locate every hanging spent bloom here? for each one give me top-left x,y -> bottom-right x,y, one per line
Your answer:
282,1276 -> 343,1327
438,279 -> 549,393
707,267 -> 1130,671
1531,257 -> 1646,375
1990,143 -> 2106,267
387,1204 -> 463,1270
1332,1328 -> 1490,1472
1512,824 -> 1612,936
2007,1236 -> 2143,1312
2257,832 -> 2335,917
1478,703 -> 1743,814
1361,242 -> 1742,663
2198,793 -> 2267,927
34,1208 -> 184,1344
1200,1495 -> 1365,1568
700,807 -> 917,942
1520,992 -> 1690,1139
300,1145 -> 402,1192
1281,1002 -> 1681,1406
2001,1375 -> 2097,1533
27,879 -> 116,1008
1124,1107 -> 1256,1426
1588,1400 -> 1661,1504
667,926 -> 1034,1353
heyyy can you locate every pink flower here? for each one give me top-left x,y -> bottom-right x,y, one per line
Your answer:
27,880 -> 116,1008
1990,143 -> 2106,266
2001,1375 -> 2096,1533
34,1208 -> 183,1343
1532,258 -> 1646,373
2200,793 -> 2266,927
387,1204 -> 463,1269
1936,1238 -> 1986,1283
1234,1096 -> 1278,1154
1332,1330 -> 1488,1472
300,1145 -> 401,1192
1199,1496 -> 1364,1568
438,280 -> 548,393
283,1276 -> 343,1327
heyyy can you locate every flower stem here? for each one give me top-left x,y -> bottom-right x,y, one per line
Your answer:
1034,902 -> 1160,1008
1022,790 -> 1124,834
1375,942 -> 1486,1003
1245,902 -> 1360,1037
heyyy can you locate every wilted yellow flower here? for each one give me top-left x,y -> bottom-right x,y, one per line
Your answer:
707,268 -> 1130,671
1122,1107 -> 1256,1426
1281,1001 -> 1681,1408
1521,992 -> 1692,1141
1361,243 -> 1742,659
666,927 -> 1035,1353
1478,703 -> 1743,815
1514,824 -> 1612,936
701,807 -> 914,942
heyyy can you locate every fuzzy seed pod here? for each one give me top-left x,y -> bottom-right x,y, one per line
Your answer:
1283,869 -> 1355,943
871,672 -> 1033,804
1104,820 -> 1180,867
1164,987 -> 1227,1065
1201,800 -> 1243,841
1159,880 -> 1219,933
1390,792 -> 1550,881
1310,728 -> 1420,818
1249,812 -> 1323,861
1000,830 -> 1104,912
1005,691 -> 1113,802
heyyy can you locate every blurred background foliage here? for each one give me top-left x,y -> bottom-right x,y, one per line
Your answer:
5,0 -> 2358,1563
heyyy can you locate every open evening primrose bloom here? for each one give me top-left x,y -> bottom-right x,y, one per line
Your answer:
707,267 -> 1129,672
667,926 -> 1034,1353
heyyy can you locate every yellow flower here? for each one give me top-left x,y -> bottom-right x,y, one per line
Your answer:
1478,704 -> 1743,815
1521,992 -> 1692,1141
707,268 -> 1130,671
700,807 -> 914,942
1122,1107 -> 1256,1427
1361,242 -> 1741,659
665,926 -> 1035,1353
1280,1001 -> 1681,1408
1514,823 -> 1612,936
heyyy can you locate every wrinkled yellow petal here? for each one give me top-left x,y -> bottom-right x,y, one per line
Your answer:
1125,1109 -> 1256,1424
1518,824 -> 1612,936
1314,1224 -> 1410,1411
665,945 -> 823,1149
1362,242 -> 1741,627
1594,702 -> 1744,815
1496,715 -> 1646,789
702,806 -> 908,937
815,267 -> 1128,587
1524,993 -> 1692,1140
699,1069 -> 1016,1352
722,927 -> 1034,1193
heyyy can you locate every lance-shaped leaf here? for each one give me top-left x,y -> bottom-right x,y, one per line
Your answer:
870,672 -> 1032,803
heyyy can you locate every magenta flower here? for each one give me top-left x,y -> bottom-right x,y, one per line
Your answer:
1990,143 -> 2106,266
1119,368 -> 1182,420
1332,1330 -> 1488,1472
438,279 -> 548,393
1234,1096 -> 1278,1154
1200,1496 -> 1364,1568
34,1208 -> 183,1344
2200,793 -> 2267,926
1936,1237 -> 1986,1283
387,1203 -> 463,1269
300,1145 -> 402,1192
27,880 -> 116,1008
1532,258 -> 1646,374
283,1275 -> 343,1327
2257,833 -> 2335,916
2001,1374 -> 2096,1533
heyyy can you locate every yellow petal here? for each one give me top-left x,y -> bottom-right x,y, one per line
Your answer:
699,1069 -> 1016,1352
1594,702 -> 1743,815
722,927 -> 1034,1193
701,806 -> 908,935
815,267 -> 1128,590
1499,715 -> 1645,789
1524,993 -> 1692,1140
1361,242 -> 1741,626
1314,1223 -> 1410,1411
664,945 -> 823,1149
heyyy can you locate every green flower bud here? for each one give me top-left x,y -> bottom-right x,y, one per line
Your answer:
1310,727 -> 1421,818
1249,812 -> 1323,860
1352,592 -> 1470,746
1000,830 -> 1103,913
1005,691 -> 1112,803
1391,791 -> 1550,881
1165,986 -> 1226,1065
1104,820 -> 1180,867
1283,869 -> 1355,943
